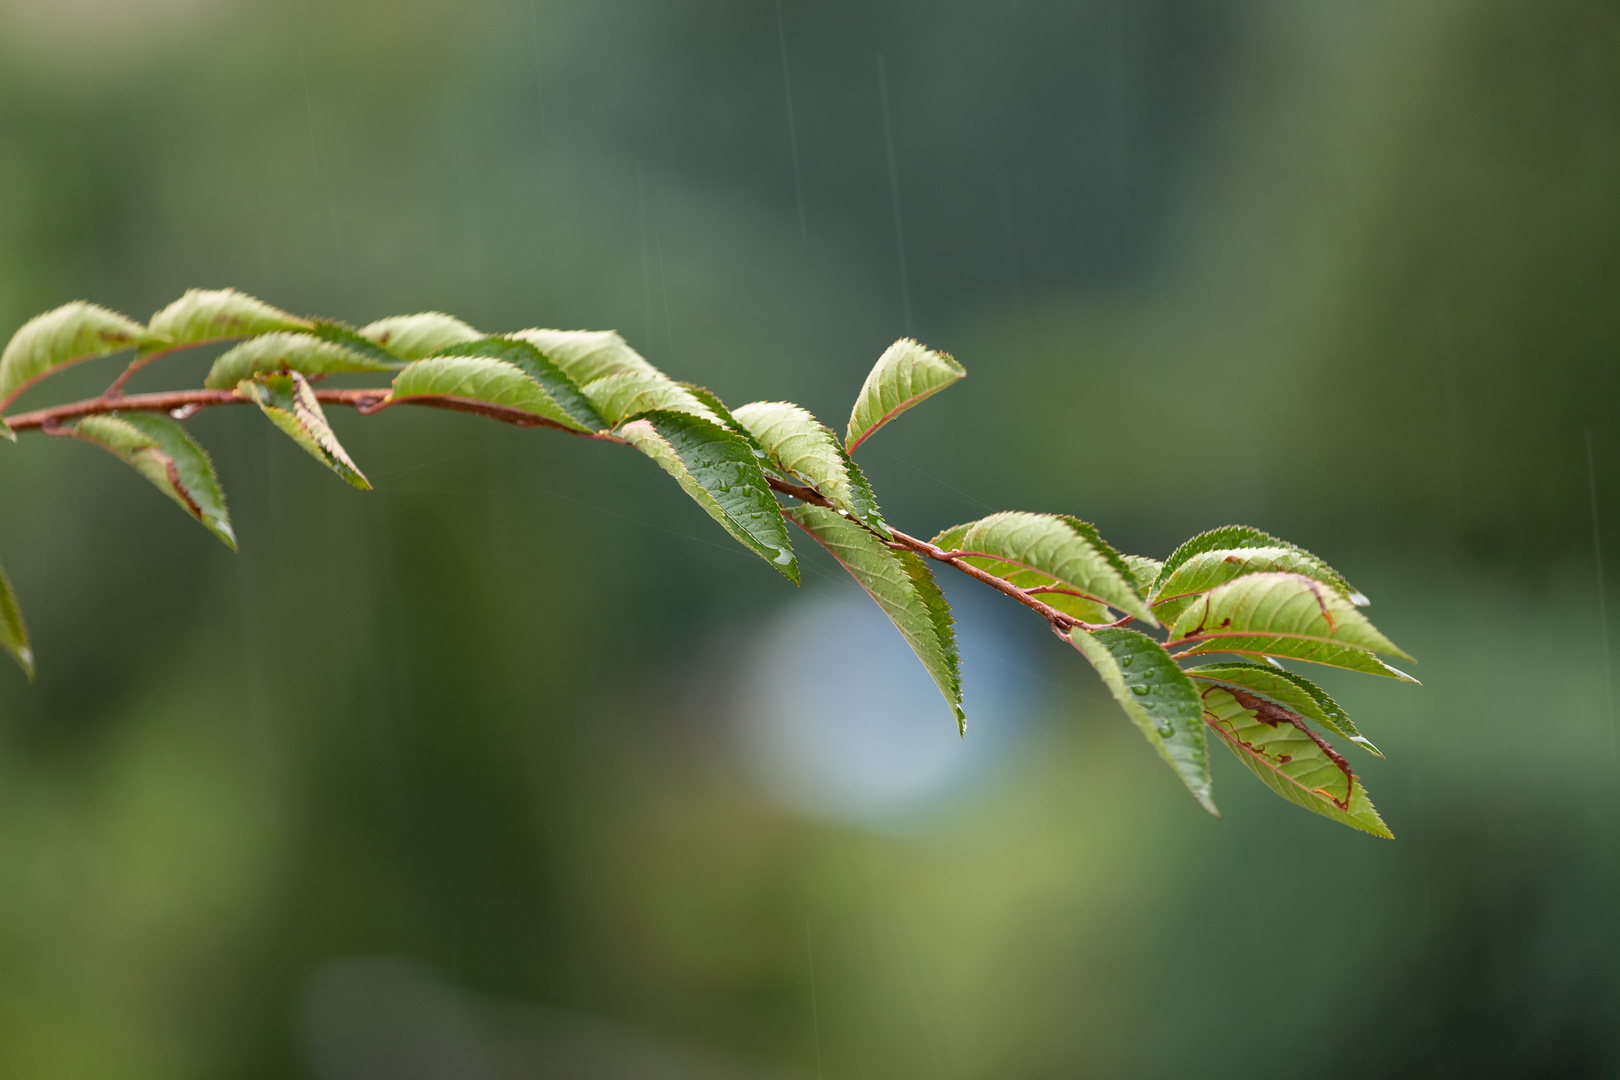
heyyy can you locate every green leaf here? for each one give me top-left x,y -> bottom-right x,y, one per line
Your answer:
70,413 -> 236,549
1153,545 -> 1368,626
845,338 -> 965,453
240,372 -> 370,489
389,356 -> 592,432
0,554 -> 33,680
0,302 -> 159,417
1156,526 -> 1365,605
733,401 -> 888,536
1202,685 -> 1391,838
205,331 -> 399,389
433,337 -> 606,431
1069,627 -> 1214,814
511,328 -> 662,385
619,410 -> 797,581
1187,661 -> 1381,756
584,371 -> 724,427
788,503 -> 963,733
358,312 -> 482,360
931,511 -> 1153,624
1121,555 -> 1162,597
147,288 -> 310,345
1169,572 -> 1415,680
676,384 -> 766,449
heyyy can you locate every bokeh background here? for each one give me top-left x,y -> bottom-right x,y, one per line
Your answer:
2,0 -> 1619,1076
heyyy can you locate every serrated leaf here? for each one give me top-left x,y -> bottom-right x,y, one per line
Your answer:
1169,573 -> 1414,679
733,401 -> 889,536
205,331 -> 399,389
1202,685 -> 1391,837
1121,555 -> 1162,597
70,413 -> 235,549
148,288 -> 310,345
1188,662 -> 1380,756
676,384 -> 766,449
930,511 -> 1153,624
240,372 -> 369,489
1153,546 -> 1365,625
0,302 -> 160,415
1157,526 -> 1364,604
305,319 -> 417,368
0,555 -> 33,680
845,338 -> 965,453
788,503 -> 962,733
511,328 -> 661,385
1069,627 -> 1214,814
619,410 -> 796,581
390,356 -> 591,432
433,337 -> 605,431
359,312 -> 482,360
584,371 -> 724,427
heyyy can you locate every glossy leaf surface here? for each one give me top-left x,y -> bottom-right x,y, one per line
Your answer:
789,503 -> 962,733
1187,661 -> 1380,755
845,338 -> 965,452
1169,573 -> 1412,674
391,356 -> 592,432
1121,555 -> 1162,598
0,556 -> 32,680
72,413 -> 235,548
0,302 -> 156,416
584,371 -> 723,427
512,328 -> 660,385
1202,685 -> 1391,837
733,401 -> 888,535
1069,627 -> 1214,813
148,288 -> 309,345
1157,526 -> 1363,603
433,337 -> 605,431
1153,545 -> 1366,625
932,512 -> 1152,624
619,410 -> 797,581
205,332 -> 397,389
241,372 -> 370,489
359,312 -> 481,360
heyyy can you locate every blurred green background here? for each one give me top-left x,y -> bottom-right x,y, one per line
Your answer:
2,0 -> 1619,1076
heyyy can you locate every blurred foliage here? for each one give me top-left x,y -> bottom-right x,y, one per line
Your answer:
2,0 -> 1619,1076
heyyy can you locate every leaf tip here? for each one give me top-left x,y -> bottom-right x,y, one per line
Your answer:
0,418 -> 13,443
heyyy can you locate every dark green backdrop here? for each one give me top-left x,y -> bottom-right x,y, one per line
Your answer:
1,1 -> 1617,1076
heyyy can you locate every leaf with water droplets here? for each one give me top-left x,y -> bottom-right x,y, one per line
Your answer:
205,331 -> 400,389
0,302 -> 161,421
845,338 -> 965,453
0,554 -> 33,680
431,337 -> 605,431
240,372 -> 369,489
1202,685 -> 1391,837
733,401 -> 888,536
1121,555 -> 1162,598
69,413 -> 235,549
389,355 -> 593,432
359,312 -> 482,360
789,503 -> 962,733
1187,661 -> 1380,756
1169,572 -> 1414,678
619,409 -> 797,581
1069,627 -> 1213,814
148,288 -> 310,345
931,511 -> 1153,624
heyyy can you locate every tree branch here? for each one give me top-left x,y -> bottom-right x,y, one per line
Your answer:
5,383 -> 1106,637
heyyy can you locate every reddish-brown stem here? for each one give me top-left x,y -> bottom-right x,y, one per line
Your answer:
5,383 -> 1102,636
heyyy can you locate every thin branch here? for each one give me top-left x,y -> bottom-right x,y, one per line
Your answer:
7,382 -> 1103,636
